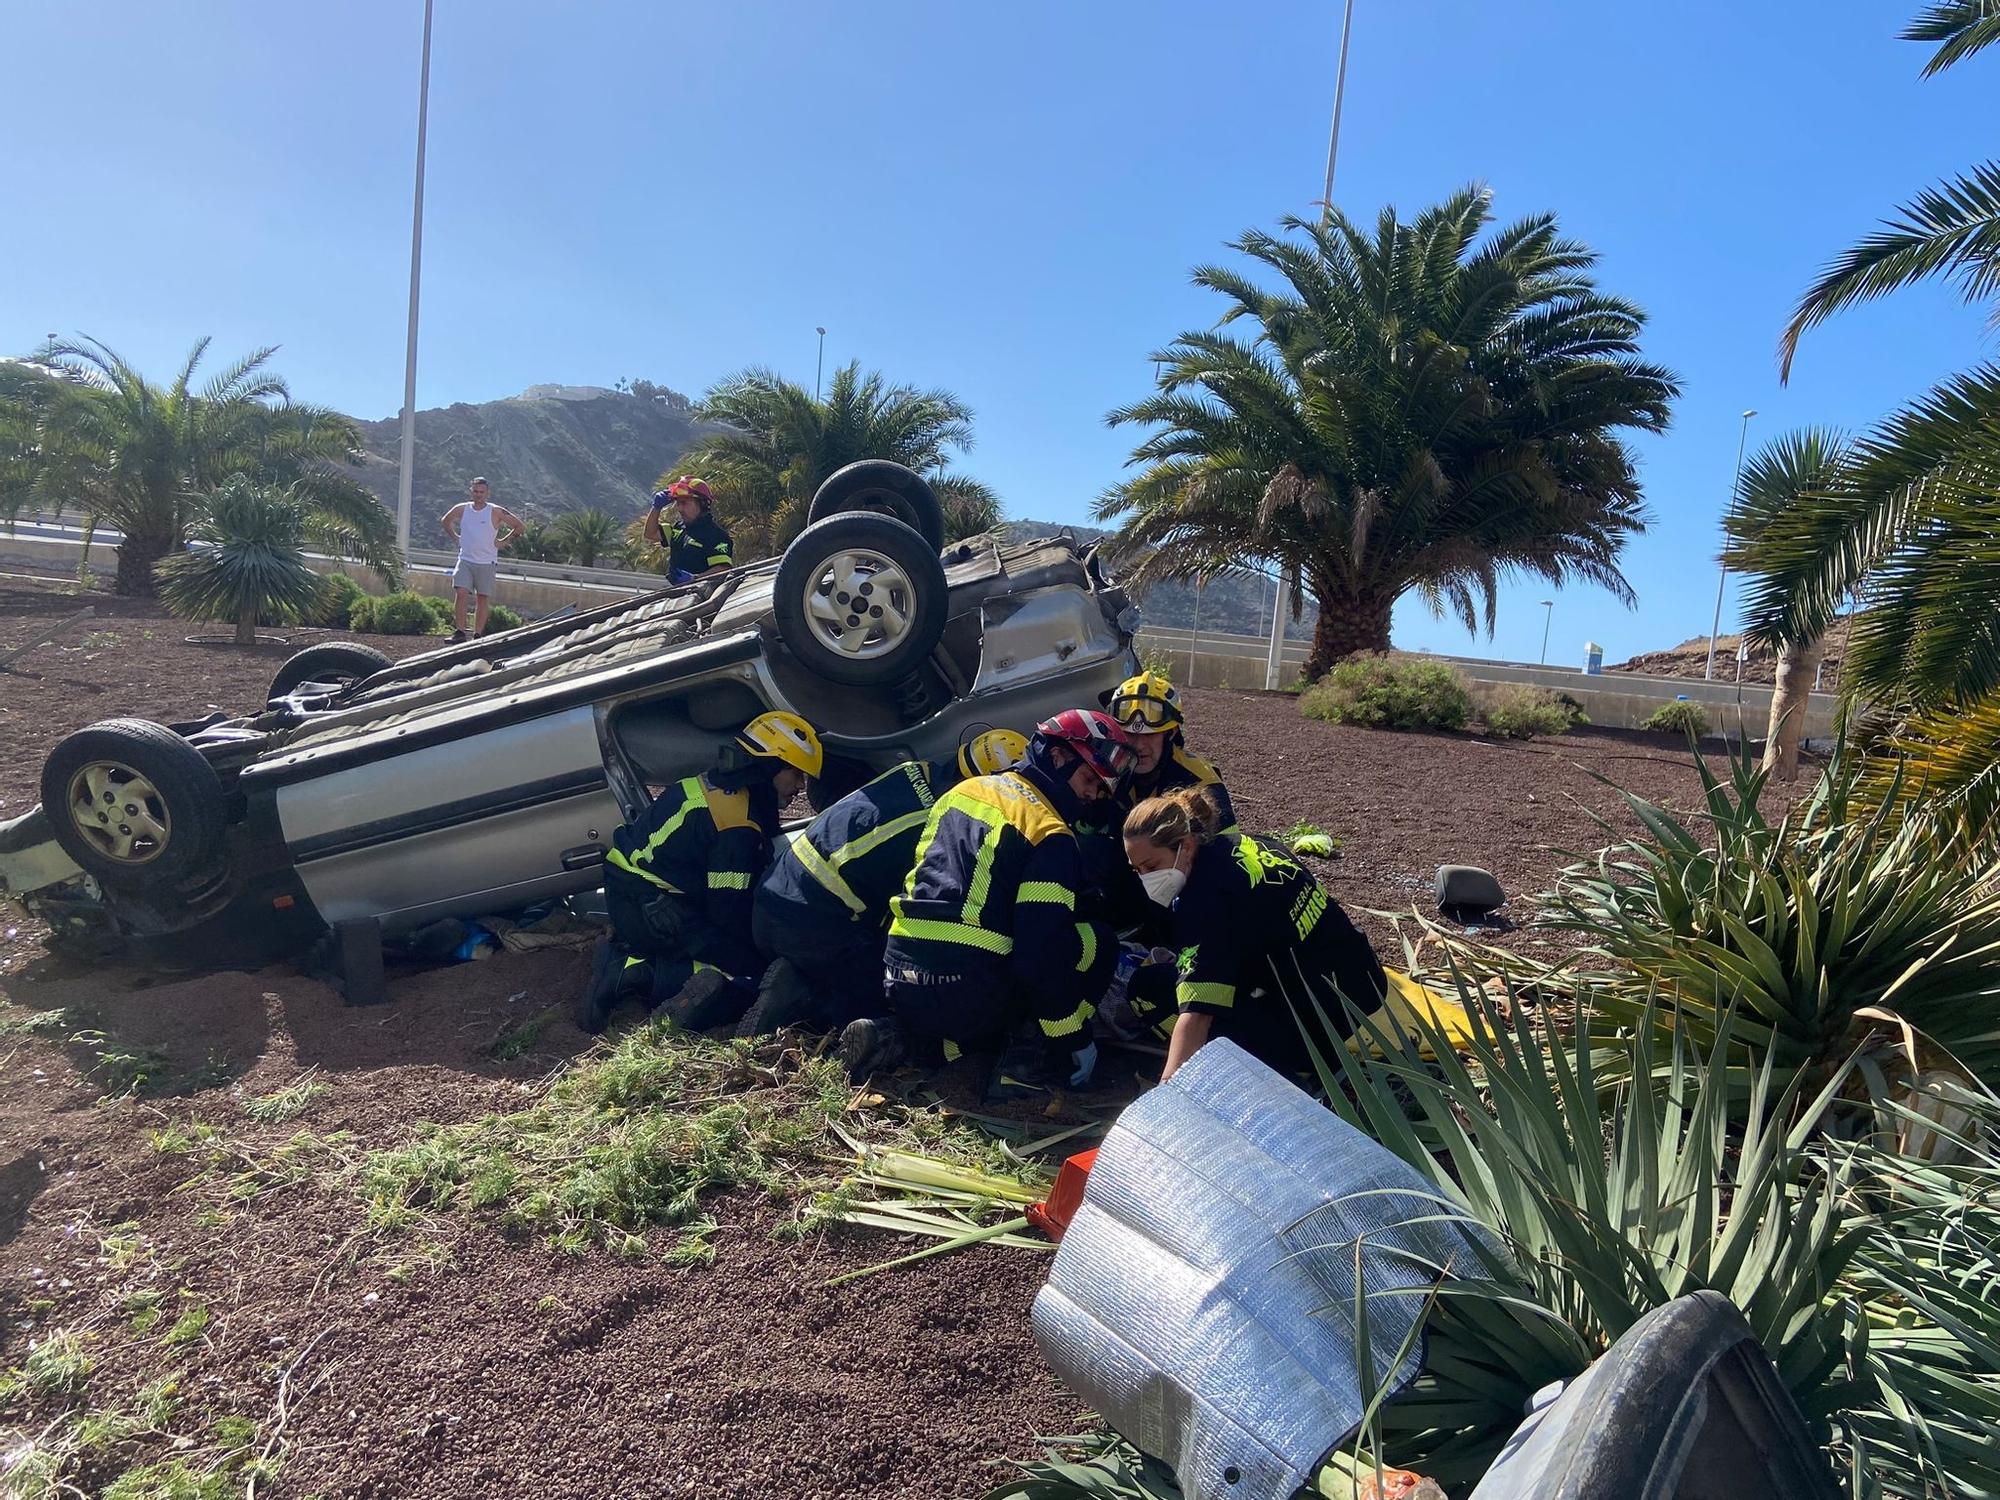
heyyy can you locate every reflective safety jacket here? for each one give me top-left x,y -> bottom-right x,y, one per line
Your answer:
1117,741 -> 1238,831
666,511 -> 734,579
885,766 -> 1117,1041
758,758 -> 956,933
1144,832 -> 1385,1077
606,773 -> 773,976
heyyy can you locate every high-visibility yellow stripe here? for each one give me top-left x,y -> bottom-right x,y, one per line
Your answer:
956,801 -> 1011,931
835,804 -> 934,866
1178,980 -> 1237,1009
885,915 -> 1014,954
793,837 -> 866,914
942,1038 -> 964,1063
623,955 -> 649,971
708,870 -> 751,890
1074,921 -> 1098,972
1019,881 -> 1074,908
605,847 -> 680,892
1039,997 -> 1091,1039
612,777 -> 704,889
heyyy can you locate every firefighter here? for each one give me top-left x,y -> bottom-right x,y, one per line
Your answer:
643,475 -> 734,583
1101,671 -> 1236,828
838,710 -> 1138,1095
1121,784 -> 1386,1082
1077,670 -> 1237,941
579,709 -> 823,1034
740,728 -> 1030,1037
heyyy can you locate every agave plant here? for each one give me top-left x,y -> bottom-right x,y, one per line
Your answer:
986,990 -> 1998,1499
1543,741 -> 2000,1103
1315,988 -> 2000,1498
155,476 -> 336,644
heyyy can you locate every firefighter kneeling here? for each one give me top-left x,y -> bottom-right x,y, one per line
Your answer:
579,710 -> 824,1034
838,709 -> 1137,1100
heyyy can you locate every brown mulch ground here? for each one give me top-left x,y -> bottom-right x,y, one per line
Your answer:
0,575 -> 1806,1498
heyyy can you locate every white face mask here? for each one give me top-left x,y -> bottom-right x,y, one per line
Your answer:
1139,866 -> 1187,908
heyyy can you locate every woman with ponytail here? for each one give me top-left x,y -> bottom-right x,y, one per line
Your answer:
1122,786 -> 1385,1082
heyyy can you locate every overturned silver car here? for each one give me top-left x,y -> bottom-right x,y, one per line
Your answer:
0,465 -> 1139,969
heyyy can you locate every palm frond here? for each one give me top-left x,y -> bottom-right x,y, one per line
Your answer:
1903,0 -> 2000,75
1781,161 -> 2000,378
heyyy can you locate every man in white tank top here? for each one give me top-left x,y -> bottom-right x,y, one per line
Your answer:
441,477 -> 522,641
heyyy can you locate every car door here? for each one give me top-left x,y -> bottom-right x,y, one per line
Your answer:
270,702 -> 625,931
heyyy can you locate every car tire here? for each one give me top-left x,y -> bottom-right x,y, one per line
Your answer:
807,461 -> 946,556
41,719 -> 227,890
268,642 -> 394,699
774,514 -> 948,687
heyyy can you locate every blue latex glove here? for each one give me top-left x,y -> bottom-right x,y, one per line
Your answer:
668,567 -> 696,586
1068,1040 -> 1100,1088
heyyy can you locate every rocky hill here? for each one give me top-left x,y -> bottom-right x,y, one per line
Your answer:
1609,617 -> 1851,686
347,385 -> 726,547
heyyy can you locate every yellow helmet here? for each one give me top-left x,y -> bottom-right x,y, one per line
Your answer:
735,710 -> 824,777
1104,670 -> 1183,733
958,727 -> 1028,779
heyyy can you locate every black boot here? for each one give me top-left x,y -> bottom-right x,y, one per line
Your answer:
667,968 -> 742,1032
576,938 -> 626,1035
735,958 -> 819,1038
836,1017 -> 908,1082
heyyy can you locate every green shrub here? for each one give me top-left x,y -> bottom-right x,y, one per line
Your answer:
1642,700 -> 1709,736
1477,684 -> 1581,739
485,602 -> 524,632
350,591 -> 443,636
1298,655 -> 1472,732
420,594 -> 455,630
307,572 -> 367,628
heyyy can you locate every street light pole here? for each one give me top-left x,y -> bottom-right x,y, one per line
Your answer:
1539,600 -> 1554,665
394,0 -> 435,564
815,327 -> 826,401
1704,408 -> 1758,680
1267,0 -> 1357,691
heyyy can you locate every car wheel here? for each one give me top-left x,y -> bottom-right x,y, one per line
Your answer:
807,461 -> 946,556
775,514 -> 949,687
268,642 -> 395,699
41,719 -> 227,889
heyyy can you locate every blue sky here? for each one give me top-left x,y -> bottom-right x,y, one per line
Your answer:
2,1 -> 1988,664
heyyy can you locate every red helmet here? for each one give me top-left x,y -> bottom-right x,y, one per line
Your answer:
665,476 -> 713,507
1032,708 -> 1139,788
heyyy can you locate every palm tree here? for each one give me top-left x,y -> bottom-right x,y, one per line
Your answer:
672,362 -> 998,559
1097,190 -> 1679,680
507,519 -> 563,563
156,476 -> 339,645
1734,6 -> 2000,812
1,336 -> 397,595
1720,430 -> 1855,779
551,507 -> 620,568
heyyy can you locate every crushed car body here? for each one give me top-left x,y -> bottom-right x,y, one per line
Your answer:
0,477 -> 1139,969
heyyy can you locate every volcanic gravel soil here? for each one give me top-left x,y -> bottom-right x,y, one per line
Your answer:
0,575 -> 1802,1496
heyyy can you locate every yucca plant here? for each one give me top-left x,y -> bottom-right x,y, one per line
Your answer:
1543,740 -> 2000,1105
1321,984 -> 2000,1497
155,476 -> 332,644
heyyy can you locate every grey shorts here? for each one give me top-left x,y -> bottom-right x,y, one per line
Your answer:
452,559 -> 498,596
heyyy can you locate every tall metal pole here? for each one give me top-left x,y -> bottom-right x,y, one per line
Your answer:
1188,574 -> 1203,686
1704,408 -> 1758,680
1321,0 -> 1357,219
1267,0 -> 1356,690
395,0 -> 435,563
815,327 -> 826,400
1539,600 -> 1554,665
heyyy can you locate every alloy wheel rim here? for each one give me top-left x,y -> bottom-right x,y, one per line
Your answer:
66,760 -> 171,865
804,548 -> 914,659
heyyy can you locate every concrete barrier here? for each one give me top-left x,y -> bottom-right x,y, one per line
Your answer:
1137,626 -> 1841,739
